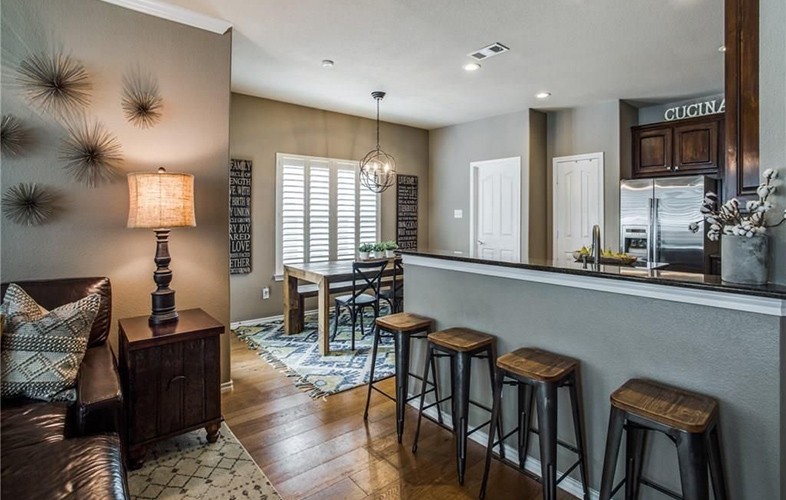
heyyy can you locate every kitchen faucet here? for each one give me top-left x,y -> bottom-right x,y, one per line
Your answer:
592,224 -> 602,265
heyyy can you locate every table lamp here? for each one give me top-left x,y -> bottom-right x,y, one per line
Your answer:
127,167 -> 196,325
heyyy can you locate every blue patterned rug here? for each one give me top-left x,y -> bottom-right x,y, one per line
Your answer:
232,307 -> 394,399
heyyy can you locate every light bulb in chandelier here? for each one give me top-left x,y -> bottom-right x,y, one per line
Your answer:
359,91 -> 396,193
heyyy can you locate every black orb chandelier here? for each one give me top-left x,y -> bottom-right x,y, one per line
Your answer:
359,91 -> 396,193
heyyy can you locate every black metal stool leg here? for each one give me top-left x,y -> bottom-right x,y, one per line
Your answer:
536,381 -> 559,500
624,426 -> 647,500
599,407 -> 626,500
364,325 -> 382,420
518,381 -> 534,470
676,431 -> 709,500
350,308 -> 357,350
393,330 -> 411,443
479,366 -> 505,500
707,423 -> 728,500
454,350 -> 472,485
332,301 -> 341,341
568,371 -> 591,500
429,349 -> 444,424
412,344 -> 434,453
485,345 -> 505,461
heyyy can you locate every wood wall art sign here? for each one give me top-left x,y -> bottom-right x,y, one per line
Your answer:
229,159 -> 252,274
396,174 -> 418,250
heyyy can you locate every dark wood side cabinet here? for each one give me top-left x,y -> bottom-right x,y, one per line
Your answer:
632,115 -> 723,179
119,308 -> 224,468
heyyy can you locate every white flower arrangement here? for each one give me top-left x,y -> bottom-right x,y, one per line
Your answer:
689,169 -> 786,241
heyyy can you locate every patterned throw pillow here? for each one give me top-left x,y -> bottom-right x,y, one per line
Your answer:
1,284 -> 101,401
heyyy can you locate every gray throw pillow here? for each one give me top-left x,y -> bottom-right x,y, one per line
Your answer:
1,284 -> 101,401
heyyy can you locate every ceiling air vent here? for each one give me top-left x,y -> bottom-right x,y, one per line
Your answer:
468,42 -> 509,61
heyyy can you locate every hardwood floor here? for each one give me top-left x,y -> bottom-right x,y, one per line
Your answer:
222,334 -> 577,500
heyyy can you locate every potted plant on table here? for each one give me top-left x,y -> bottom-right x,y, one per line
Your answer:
382,240 -> 399,258
372,242 -> 385,259
358,242 -> 374,260
690,168 -> 785,284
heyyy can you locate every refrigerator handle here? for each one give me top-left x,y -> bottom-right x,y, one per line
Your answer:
647,198 -> 654,263
652,198 -> 660,262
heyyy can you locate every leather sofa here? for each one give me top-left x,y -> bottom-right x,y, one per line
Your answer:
1,277 -> 129,499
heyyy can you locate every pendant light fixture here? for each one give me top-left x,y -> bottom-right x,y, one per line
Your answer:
359,91 -> 396,193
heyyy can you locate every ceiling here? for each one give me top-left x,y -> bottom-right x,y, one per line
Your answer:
114,0 -> 725,130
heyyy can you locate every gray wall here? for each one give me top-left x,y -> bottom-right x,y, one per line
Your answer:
428,110 -> 531,255
229,94 -> 429,321
547,101 -> 623,254
760,0 -> 786,287
405,262 -> 783,499
529,110 -> 548,260
0,0 -> 232,382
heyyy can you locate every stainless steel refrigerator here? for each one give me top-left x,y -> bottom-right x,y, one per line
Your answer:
620,176 -> 718,273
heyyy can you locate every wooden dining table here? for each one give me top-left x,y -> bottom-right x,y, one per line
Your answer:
283,259 -> 396,355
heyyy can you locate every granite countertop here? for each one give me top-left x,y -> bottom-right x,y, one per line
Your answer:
400,249 -> 786,300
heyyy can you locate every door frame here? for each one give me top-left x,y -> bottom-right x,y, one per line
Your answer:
469,156 -> 522,260
551,152 -> 605,261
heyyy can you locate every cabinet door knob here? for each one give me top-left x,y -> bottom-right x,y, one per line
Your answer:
674,165 -> 680,171
665,166 -> 671,170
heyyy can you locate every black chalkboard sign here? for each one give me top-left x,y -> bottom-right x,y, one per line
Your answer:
229,159 -> 252,274
396,175 -> 418,250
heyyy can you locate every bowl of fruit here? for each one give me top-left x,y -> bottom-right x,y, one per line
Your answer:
573,247 -> 638,266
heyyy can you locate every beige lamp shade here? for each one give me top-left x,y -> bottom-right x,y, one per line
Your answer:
127,168 -> 196,228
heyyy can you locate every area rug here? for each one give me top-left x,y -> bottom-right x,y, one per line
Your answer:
233,307 -> 395,399
128,422 -> 281,500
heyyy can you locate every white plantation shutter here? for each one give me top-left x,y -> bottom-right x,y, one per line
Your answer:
308,161 -> 331,262
276,153 -> 379,276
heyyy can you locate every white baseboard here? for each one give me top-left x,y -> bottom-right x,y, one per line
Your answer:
413,402 -> 599,500
220,380 -> 234,393
230,308 -> 323,329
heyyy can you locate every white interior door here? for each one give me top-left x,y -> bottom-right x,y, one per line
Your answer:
552,153 -> 604,261
470,157 -> 520,262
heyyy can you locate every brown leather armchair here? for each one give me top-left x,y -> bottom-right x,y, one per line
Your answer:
1,277 -> 129,499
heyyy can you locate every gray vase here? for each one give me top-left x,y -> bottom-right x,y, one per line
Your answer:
721,233 -> 768,285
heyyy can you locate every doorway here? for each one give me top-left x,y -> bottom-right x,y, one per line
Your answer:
552,152 -> 604,261
469,157 -> 521,262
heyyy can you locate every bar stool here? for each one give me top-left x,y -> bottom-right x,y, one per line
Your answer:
412,327 -> 505,485
599,378 -> 728,500
364,312 -> 443,443
480,347 -> 591,500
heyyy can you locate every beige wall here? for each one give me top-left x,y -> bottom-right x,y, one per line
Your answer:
1,0 -> 232,383
229,94 -> 429,321
546,101 -> 623,254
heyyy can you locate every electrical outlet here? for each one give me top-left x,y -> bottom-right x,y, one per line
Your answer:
262,287 -> 270,300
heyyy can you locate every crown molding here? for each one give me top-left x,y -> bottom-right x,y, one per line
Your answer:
100,0 -> 232,34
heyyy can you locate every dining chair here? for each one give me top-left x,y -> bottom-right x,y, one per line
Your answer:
379,257 -> 404,313
332,260 -> 388,350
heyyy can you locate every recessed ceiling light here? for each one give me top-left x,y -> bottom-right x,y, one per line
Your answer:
535,92 -> 551,99
718,45 -> 726,52
321,59 -> 335,68
463,62 -> 481,72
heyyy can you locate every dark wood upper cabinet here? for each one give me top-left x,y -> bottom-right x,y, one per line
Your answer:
724,0 -> 759,202
631,116 -> 723,179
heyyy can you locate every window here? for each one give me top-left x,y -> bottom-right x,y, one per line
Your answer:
275,153 -> 379,276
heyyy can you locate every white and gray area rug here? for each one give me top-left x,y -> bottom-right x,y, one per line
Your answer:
128,423 -> 280,500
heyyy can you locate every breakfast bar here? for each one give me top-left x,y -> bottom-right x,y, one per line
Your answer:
401,250 -> 786,499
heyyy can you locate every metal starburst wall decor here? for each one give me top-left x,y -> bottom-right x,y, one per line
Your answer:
17,52 -> 91,115
59,121 -> 124,187
121,72 -> 163,129
1,115 -> 30,157
2,183 -> 56,226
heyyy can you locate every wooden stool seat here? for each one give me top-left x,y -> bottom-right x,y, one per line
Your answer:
610,378 -> 718,433
375,312 -> 433,334
496,347 -> 578,382
428,327 -> 495,352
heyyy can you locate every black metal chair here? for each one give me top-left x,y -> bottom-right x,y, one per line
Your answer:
332,260 -> 388,350
378,257 -> 404,313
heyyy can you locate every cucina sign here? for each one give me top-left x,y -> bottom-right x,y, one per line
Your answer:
664,98 -> 725,121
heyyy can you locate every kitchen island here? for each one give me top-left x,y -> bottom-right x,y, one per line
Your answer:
401,250 -> 785,499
